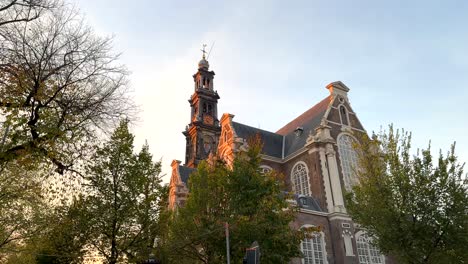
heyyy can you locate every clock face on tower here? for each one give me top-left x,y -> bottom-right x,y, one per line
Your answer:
203,114 -> 214,125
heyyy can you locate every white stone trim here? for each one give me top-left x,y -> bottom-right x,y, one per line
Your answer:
327,120 -> 366,133
324,144 -> 346,213
259,165 -> 273,174
319,148 -> 335,213
299,208 -> 329,216
328,213 -> 352,221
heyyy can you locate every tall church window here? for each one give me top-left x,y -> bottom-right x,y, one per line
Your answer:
337,134 -> 358,192
339,105 -> 349,126
291,162 -> 310,196
301,225 -> 327,264
356,232 -> 384,264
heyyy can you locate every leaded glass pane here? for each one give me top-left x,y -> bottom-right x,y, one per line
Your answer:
356,233 -> 385,264
338,134 -> 359,191
301,233 -> 325,264
292,163 -> 310,196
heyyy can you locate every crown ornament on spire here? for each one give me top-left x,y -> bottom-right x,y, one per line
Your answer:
198,44 -> 210,70
201,44 -> 207,59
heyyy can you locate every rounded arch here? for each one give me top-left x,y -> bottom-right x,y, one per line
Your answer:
337,133 -> 359,192
300,224 -> 328,264
291,161 -> 311,196
339,104 -> 350,126
355,231 -> 385,264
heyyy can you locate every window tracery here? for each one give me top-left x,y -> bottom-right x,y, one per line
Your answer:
292,162 -> 310,196
337,134 -> 358,192
301,225 -> 327,264
356,232 -> 384,264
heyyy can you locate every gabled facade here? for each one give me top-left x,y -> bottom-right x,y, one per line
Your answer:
169,55 -> 395,264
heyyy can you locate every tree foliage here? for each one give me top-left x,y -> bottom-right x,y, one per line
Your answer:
167,137 -> 304,264
4,197 -> 91,264
0,160 -> 46,259
83,120 -> 163,264
346,127 -> 468,264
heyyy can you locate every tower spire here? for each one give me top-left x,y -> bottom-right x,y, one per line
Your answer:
184,50 -> 220,168
201,44 -> 207,60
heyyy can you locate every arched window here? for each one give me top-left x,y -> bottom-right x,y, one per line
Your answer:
356,232 -> 384,264
301,225 -> 327,264
291,162 -> 310,196
207,104 -> 212,114
339,105 -> 349,126
259,165 -> 272,174
337,134 -> 359,192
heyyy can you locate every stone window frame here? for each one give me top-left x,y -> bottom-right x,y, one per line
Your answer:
291,161 -> 311,196
300,224 -> 328,264
337,133 -> 359,192
355,231 -> 385,264
338,104 -> 350,126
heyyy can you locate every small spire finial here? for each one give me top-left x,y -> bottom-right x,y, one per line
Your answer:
201,44 -> 207,59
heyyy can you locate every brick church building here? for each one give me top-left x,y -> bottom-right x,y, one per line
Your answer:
168,53 -> 393,264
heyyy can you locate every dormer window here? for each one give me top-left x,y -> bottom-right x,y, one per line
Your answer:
294,127 -> 304,137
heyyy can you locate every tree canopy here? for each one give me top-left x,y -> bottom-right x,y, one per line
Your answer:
166,137 -> 305,264
346,127 -> 468,264
84,120 -> 163,264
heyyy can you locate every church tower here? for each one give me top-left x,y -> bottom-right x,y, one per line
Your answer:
183,48 -> 221,168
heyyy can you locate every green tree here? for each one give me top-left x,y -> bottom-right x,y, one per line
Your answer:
33,197 -> 91,264
346,127 -> 468,264
167,137 -> 304,264
0,160 -> 46,258
84,120 -> 163,264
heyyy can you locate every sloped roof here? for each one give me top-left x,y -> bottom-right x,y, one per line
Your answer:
276,96 -> 331,136
229,96 -> 332,159
232,121 -> 283,158
178,165 -> 195,185
277,96 -> 331,156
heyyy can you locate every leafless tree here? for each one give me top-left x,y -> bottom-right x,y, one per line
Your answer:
0,0 -> 57,27
0,5 -> 134,174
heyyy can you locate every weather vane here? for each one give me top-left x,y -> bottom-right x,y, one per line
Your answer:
201,44 -> 207,59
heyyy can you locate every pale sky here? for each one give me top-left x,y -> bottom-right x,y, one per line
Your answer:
73,0 -> 468,182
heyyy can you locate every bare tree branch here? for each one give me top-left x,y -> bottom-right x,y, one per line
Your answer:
0,0 -> 58,27
0,5 -> 136,173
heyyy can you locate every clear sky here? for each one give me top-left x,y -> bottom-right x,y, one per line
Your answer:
73,0 -> 468,182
